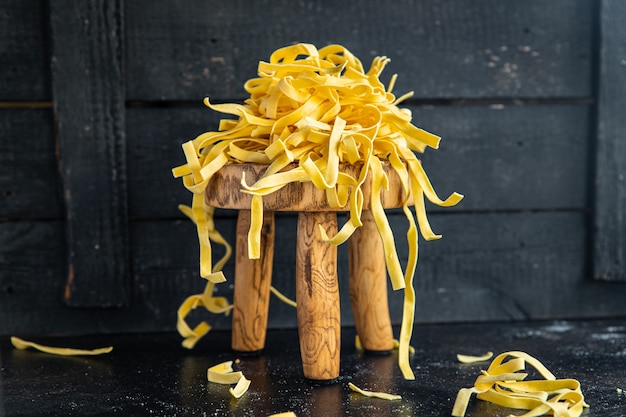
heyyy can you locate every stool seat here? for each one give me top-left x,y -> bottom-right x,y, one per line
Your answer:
206,162 -> 411,381
206,162 -> 413,211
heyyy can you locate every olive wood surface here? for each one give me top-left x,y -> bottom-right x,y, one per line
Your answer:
231,210 -> 275,352
206,163 -> 414,212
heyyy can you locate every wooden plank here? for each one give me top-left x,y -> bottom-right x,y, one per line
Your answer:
274,211 -> 598,325
3,212 -> 626,336
127,103 -> 589,218
49,0 -> 130,307
125,104 -> 221,219
0,220 -> 226,336
129,219 -> 235,331
593,0 -> 626,281
0,103 -> 590,221
0,109 -> 63,219
404,211 -> 588,322
416,103 -> 590,211
0,221 -> 68,333
125,0 -> 594,101
0,0 -> 50,101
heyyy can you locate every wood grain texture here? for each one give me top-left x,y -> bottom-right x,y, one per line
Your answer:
593,0 -> 626,281
125,0 -> 593,101
296,211 -> 340,380
0,0 -> 50,101
348,210 -> 394,352
50,0 -> 130,307
206,163 -> 411,212
231,210 -> 275,352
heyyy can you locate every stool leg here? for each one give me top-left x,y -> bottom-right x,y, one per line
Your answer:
231,210 -> 275,353
348,210 -> 394,353
296,211 -> 340,381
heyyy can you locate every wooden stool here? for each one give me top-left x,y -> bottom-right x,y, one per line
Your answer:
206,163 -> 410,381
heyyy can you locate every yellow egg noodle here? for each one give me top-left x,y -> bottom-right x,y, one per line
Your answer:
456,351 -> 494,364
354,334 -> 415,355
173,43 -> 463,380
348,382 -> 402,401
207,360 -> 251,399
452,351 -> 588,417
10,336 -> 113,356
269,285 -> 297,308
229,375 -> 252,399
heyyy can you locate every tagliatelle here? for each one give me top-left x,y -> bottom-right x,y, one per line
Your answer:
10,336 -> 113,356
176,202 -> 233,349
457,351 -> 494,364
354,335 -> 415,355
207,360 -> 251,399
207,361 -> 244,384
270,286 -> 297,308
173,43 -> 463,380
452,351 -> 588,417
348,382 -> 402,401
229,376 -> 252,399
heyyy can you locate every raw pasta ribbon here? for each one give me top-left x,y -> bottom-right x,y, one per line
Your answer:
207,360 -> 251,399
173,43 -> 463,379
11,337 -> 113,356
452,351 -> 588,417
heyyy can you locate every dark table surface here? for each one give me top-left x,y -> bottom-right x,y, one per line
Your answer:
2,319 -> 626,416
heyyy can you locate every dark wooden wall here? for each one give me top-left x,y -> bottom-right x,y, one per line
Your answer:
1,0 -> 625,336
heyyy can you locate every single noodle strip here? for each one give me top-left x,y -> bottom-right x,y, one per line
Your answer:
11,336 -> 112,356
270,286 -> 297,308
207,360 -> 252,399
207,361 -> 244,384
229,376 -> 251,399
355,335 -> 415,355
348,382 -> 402,401
457,351 -> 494,364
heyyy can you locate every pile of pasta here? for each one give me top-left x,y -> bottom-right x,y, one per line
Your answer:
452,351 -> 588,417
173,43 -> 462,380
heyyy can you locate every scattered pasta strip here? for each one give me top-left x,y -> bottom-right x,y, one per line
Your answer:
452,351 -> 588,417
268,413 -> 297,417
392,338 -> 416,355
457,351 -> 493,364
229,376 -> 252,399
270,286 -> 297,308
207,360 -> 251,399
354,335 -> 364,353
207,361 -> 244,384
348,382 -> 402,401
10,336 -> 113,356
355,335 -> 415,355
174,43 -> 463,379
